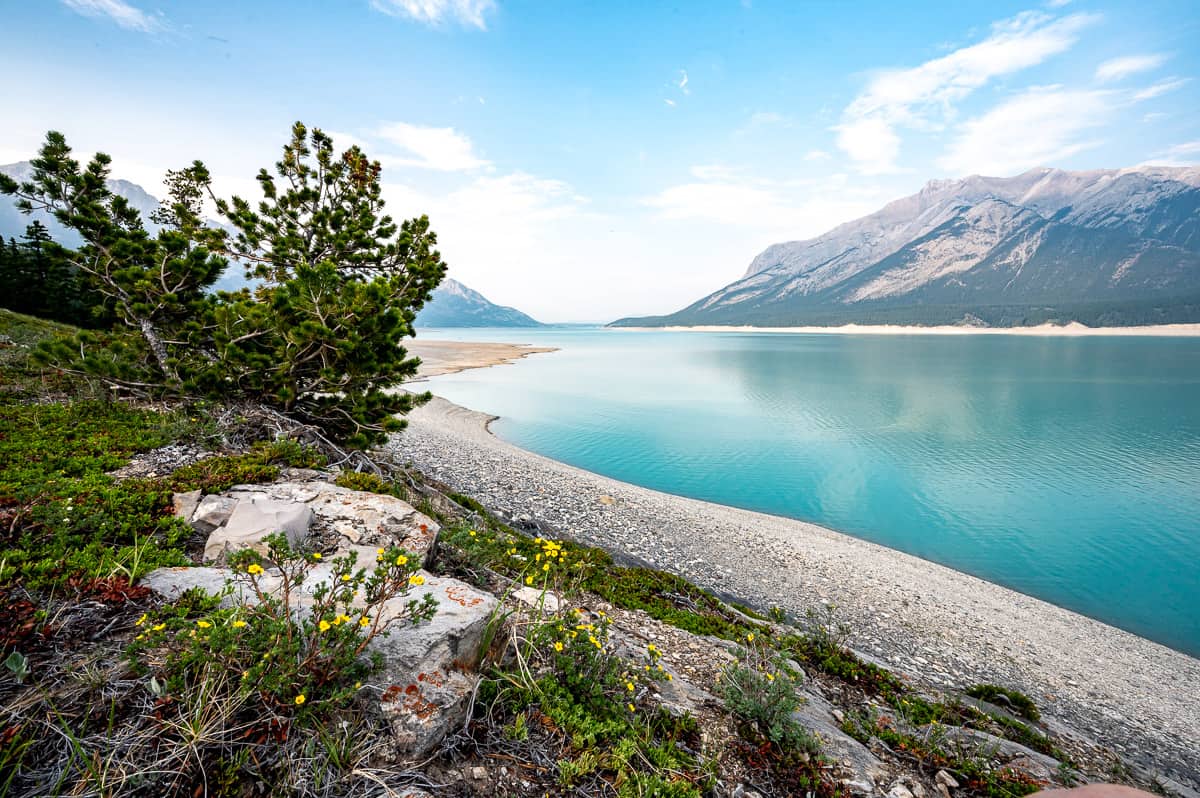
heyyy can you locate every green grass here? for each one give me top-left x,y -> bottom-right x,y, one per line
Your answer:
0,400 -> 324,591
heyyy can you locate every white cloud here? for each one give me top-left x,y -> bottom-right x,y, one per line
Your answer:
836,10 -> 1097,172
834,117 -> 903,175
937,86 -> 1113,175
1133,78 -> 1189,101
373,122 -> 489,171
803,149 -> 832,162
1095,53 -> 1167,82
664,98 -> 676,108
369,0 -> 495,29
1142,140 -> 1200,166
61,0 -> 163,32
640,170 -> 887,241
678,70 -> 690,95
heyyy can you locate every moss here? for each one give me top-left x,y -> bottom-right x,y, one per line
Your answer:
965,684 -> 1041,722
168,439 -> 324,495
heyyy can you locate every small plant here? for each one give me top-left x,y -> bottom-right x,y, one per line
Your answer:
965,683 -> 1041,722
718,633 -> 818,755
130,533 -> 437,720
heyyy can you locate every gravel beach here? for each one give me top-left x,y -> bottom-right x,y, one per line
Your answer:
389,346 -> 1200,786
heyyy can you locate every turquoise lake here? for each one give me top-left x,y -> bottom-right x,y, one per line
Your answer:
416,327 -> 1200,658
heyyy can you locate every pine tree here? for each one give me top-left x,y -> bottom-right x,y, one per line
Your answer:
0,124 -> 447,449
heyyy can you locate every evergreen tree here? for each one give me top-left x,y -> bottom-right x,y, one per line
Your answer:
0,124 -> 447,449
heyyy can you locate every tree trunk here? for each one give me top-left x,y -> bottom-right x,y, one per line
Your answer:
139,317 -> 178,386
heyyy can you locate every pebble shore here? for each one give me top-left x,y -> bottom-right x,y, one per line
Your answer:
388,393 -> 1200,785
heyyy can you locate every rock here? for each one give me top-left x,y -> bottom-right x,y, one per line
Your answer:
791,690 -> 886,793
936,784 -> 951,798
470,766 -> 487,780
139,566 -> 265,607
200,482 -> 440,566
204,496 -> 312,563
172,490 -> 202,522
1155,775 -> 1200,798
935,770 -> 959,789
931,726 -> 1061,773
1005,755 -> 1055,784
887,782 -> 915,798
191,494 -> 239,533
512,585 -> 561,614
370,573 -> 498,758
654,669 -> 719,718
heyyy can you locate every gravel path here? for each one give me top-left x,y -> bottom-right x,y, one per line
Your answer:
388,395 -> 1200,786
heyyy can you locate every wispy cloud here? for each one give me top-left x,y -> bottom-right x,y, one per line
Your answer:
1142,140 -> 1200,166
937,86 -> 1113,176
678,70 -> 690,95
1133,77 -> 1189,101
641,167 -> 887,240
373,122 -> 490,170
61,0 -> 163,32
836,9 -> 1098,173
369,0 -> 495,30
1095,53 -> 1167,82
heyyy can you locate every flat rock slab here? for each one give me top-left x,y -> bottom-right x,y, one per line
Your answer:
204,497 -> 312,563
187,482 -> 439,566
791,690 -> 886,793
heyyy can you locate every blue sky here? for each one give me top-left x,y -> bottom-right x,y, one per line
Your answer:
2,0 -> 1198,321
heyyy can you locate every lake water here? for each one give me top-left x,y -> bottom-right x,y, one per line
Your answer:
416,327 -> 1200,657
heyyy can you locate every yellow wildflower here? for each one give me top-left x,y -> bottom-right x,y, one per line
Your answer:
359,617 -> 370,627
542,563 -> 550,572
525,575 -> 534,585
355,682 -> 362,689
319,620 -> 331,632
553,642 -> 564,652
627,703 -> 636,712
395,554 -> 408,566
196,620 -> 212,629
294,695 -> 306,706
242,671 -> 249,679
135,613 -> 147,626
312,552 -> 322,559
247,563 -> 264,575
469,530 -> 477,537
233,620 -> 248,629
746,633 -> 755,643
626,681 -> 634,691
765,672 -> 775,682
341,574 -> 351,582
409,574 -> 425,586
152,623 -> 166,632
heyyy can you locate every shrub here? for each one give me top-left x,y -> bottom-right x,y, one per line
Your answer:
718,633 -> 818,755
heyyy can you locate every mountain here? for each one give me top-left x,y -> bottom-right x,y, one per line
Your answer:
1,161 -> 165,247
1,161 -> 253,293
612,166 -> 1200,328
416,278 -> 544,327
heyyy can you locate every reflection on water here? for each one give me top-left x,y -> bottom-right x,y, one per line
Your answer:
419,328 -> 1200,657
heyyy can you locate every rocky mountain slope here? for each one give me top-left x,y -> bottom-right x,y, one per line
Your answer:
415,277 -> 544,327
612,166 -> 1200,328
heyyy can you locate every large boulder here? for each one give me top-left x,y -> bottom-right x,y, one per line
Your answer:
185,482 -> 439,567
791,690 -> 887,795
146,478 -> 490,761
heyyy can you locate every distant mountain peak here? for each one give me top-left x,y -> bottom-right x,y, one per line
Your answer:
416,277 -> 544,328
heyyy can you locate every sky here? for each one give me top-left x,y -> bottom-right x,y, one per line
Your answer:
2,0 -> 1198,322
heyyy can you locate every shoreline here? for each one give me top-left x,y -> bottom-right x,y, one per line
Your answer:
389,386 -> 1200,783
406,339 -> 558,378
612,322 -> 1200,336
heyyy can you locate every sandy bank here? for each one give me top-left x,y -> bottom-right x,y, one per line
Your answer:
407,339 -> 557,378
614,322 -> 1200,336
389,394 -> 1200,783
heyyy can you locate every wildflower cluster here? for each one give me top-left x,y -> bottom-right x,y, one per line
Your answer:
718,632 -> 817,755
441,522 -> 598,594
129,533 -> 438,720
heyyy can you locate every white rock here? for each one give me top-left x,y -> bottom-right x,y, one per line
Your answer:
203,496 -> 312,563
511,586 -> 561,614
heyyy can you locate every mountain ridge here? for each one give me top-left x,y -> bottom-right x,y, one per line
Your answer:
614,165 -> 1200,328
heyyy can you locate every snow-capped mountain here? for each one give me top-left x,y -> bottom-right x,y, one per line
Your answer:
415,278 -> 544,328
612,166 -> 1200,327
